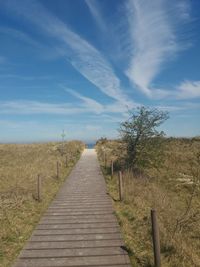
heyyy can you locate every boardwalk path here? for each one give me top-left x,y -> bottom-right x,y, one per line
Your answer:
13,149 -> 131,267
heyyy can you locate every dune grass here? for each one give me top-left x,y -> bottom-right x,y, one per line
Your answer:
0,141 -> 84,267
96,138 -> 200,267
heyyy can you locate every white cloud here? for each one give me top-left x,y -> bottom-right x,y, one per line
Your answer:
104,101 -> 132,114
125,0 -> 190,97
85,0 -> 106,31
152,101 -> 200,113
0,74 -> 52,81
153,105 -> 184,112
176,1 -> 191,21
0,119 -> 46,130
2,0 -> 132,106
0,26 -> 70,61
0,26 -> 42,48
0,101 -> 83,115
176,80 -> 200,99
64,86 -> 138,115
0,97 -> 134,116
149,80 -> 200,100
64,88 -> 104,114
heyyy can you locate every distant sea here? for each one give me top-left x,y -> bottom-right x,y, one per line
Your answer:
86,143 -> 95,148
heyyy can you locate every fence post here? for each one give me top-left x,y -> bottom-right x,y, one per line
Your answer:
103,151 -> 107,168
56,161 -> 60,179
118,171 -> 124,201
151,209 -> 161,267
65,155 -> 68,167
111,160 -> 114,177
37,174 -> 42,202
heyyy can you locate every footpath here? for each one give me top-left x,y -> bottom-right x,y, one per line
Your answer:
13,149 -> 131,267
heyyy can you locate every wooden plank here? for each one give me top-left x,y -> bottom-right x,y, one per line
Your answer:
47,199 -> 110,203
44,213 -> 113,216
39,219 -> 118,224
48,207 -> 112,210
33,228 -> 120,235
20,247 -> 127,258
36,222 -> 119,230
30,233 -> 122,242
42,215 -> 115,219
50,202 -> 112,205
47,206 -> 113,210
52,197 -> 110,200
25,240 -> 124,250
14,255 -> 130,267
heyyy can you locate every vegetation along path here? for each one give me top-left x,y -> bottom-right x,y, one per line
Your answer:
13,149 -> 131,267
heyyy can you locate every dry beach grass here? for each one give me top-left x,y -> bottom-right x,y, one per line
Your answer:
96,138 -> 200,266
0,141 -> 84,267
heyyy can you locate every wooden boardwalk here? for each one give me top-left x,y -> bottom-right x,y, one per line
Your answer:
13,149 -> 131,267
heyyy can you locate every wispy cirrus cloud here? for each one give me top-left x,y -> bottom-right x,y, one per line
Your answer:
0,119 -> 40,129
0,26 -> 70,61
0,26 -> 42,48
0,74 -> 52,81
0,101 -> 83,115
64,87 -> 137,114
126,0 -> 191,97
64,88 -> 104,114
0,97 -> 132,116
2,0 -> 132,107
85,0 -> 106,31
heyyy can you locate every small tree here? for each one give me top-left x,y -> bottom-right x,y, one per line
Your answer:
119,106 -> 169,169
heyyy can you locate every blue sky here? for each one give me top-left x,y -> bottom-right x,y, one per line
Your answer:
0,0 -> 200,143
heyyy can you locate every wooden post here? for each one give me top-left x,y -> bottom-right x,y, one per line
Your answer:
56,161 -> 59,179
103,150 -> 107,168
151,209 -> 161,267
65,155 -> 68,167
111,160 -> 114,177
118,171 -> 124,201
37,174 -> 41,202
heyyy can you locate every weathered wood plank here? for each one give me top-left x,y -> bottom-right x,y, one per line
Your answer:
34,228 -> 120,235
36,222 -> 119,230
47,206 -> 113,210
49,205 -> 112,209
14,255 -> 130,267
44,213 -> 113,216
42,215 -> 115,219
30,233 -> 122,242
39,219 -> 118,224
25,240 -> 124,250
20,247 -> 127,258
